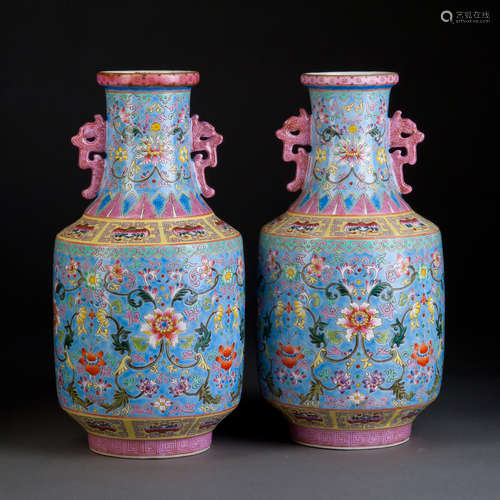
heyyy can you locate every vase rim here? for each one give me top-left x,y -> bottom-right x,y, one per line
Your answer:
97,70 -> 200,87
301,71 -> 399,87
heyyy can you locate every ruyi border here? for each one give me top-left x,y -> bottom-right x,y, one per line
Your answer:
262,210 -> 439,240
57,213 -> 240,246
63,405 -> 237,440
267,398 -> 434,431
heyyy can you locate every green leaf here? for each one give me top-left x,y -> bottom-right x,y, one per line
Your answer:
111,326 -> 131,355
300,380 -> 324,403
198,381 -> 221,405
55,282 -> 65,300
131,337 -> 149,352
180,335 -> 195,349
390,318 -> 407,347
369,282 -> 391,298
101,388 -> 130,413
111,299 -> 123,315
67,379 -> 93,410
128,289 -> 155,308
375,330 -> 391,345
63,322 -> 75,349
171,288 -> 190,305
68,295 -> 75,309
398,293 -> 408,307
389,379 -> 414,401
326,330 -> 344,345
194,323 -> 211,352
265,371 -> 282,398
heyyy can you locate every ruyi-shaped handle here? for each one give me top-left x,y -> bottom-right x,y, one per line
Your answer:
389,110 -> 425,194
276,109 -> 311,192
71,114 -> 106,199
191,115 -> 223,198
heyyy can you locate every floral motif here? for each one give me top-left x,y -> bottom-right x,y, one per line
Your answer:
337,302 -> 382,341
376,147 -> 387,165
276,343 -> 305,369
347,390 -> 367,406
216,343 -> 237,370
199,256 -> 214,279
169,377 -> 191,397
412,341 -> 433,367
334,137 -> 370,167
141,308 -> 186,348
78,348 -> 106,376
315,148 -> 326,162
284,264 -> 299,282
308,254 -> 326,278
136,135 -> 171,165
362,370 -> 385,392
137,377 -> 159,398
151,395 -> 173,413
332,370 -> 353,393
107,260 -> 126,283
395,254 -> 411,277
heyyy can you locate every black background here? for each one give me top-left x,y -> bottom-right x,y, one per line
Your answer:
3,4 -> 496,412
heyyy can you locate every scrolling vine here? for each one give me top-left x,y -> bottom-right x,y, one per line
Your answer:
258,247 -> 444,408
54,252 -> 245,416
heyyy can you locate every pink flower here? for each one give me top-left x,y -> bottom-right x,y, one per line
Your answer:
395,254 -> 411,277
199,256 -> 215,279
308,254 -> 326,277
140,308 -> 186,348
337,302 -> 382,341
430,249 -> 441,269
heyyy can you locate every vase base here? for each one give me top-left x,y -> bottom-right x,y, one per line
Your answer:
88,432 -> 212,459
289,423 -> 412,450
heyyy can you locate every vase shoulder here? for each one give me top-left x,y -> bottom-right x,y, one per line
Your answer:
261,210 -> 440,242
56,213 -> 241,247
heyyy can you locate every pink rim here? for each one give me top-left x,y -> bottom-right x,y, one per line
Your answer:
301,72 -> 399,87
289,423 -> 411,449
88,432 -> 212,458
97,71 -> 200,87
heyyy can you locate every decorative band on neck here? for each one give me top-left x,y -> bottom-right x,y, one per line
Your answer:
97,70 -> 200,87
301,72 -> 399,88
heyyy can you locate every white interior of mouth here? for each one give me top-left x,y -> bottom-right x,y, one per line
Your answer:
304,71 -> 395,76
99,70 -> 196,74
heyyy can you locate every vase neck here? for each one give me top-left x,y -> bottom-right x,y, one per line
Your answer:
290,85 -> 410,216
85,86 -> 211,219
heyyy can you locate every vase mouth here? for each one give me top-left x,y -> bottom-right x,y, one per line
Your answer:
97,70 -> 200,87
301,71 -> 399,87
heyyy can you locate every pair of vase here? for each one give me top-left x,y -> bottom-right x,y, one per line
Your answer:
53,70 -> 444,458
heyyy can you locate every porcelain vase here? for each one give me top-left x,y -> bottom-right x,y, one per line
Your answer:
53,71 -> 245,458
257,72 -> 444,449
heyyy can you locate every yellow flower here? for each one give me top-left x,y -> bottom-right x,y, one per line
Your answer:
151,122 -> 161,132
178,145 -> 189,163
348,125 -> 357,133
114,146 -> 128,162
376,148 -> 387,165
409,302 -> 420,331
213,304 -> 225,331
315,148 -> 326,162
96,308 -> 109,338
293,300 -> 307,329
76,306 -> 88,335
275,300 -> 285,328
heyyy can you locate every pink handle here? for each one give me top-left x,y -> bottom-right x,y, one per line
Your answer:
191,115 -> 223,198
71,114 -> 106,199
276,109 -> 311,192
389,110 -> 425,194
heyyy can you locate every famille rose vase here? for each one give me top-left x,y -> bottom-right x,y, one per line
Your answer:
257,72 -> 444,449
53,71 -> 245,458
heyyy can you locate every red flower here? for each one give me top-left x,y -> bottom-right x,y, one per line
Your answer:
412,341 -> 433,367
79,348 -> 106,376
277,343 -> 305,369
216,343 -> 237,370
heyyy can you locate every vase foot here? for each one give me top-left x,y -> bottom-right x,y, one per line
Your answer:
88,432 -> 212,459
289,424 -> 412,450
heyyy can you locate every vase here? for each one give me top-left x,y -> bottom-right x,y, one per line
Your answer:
53,71 -> 245,458
257,72 -> 444,449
